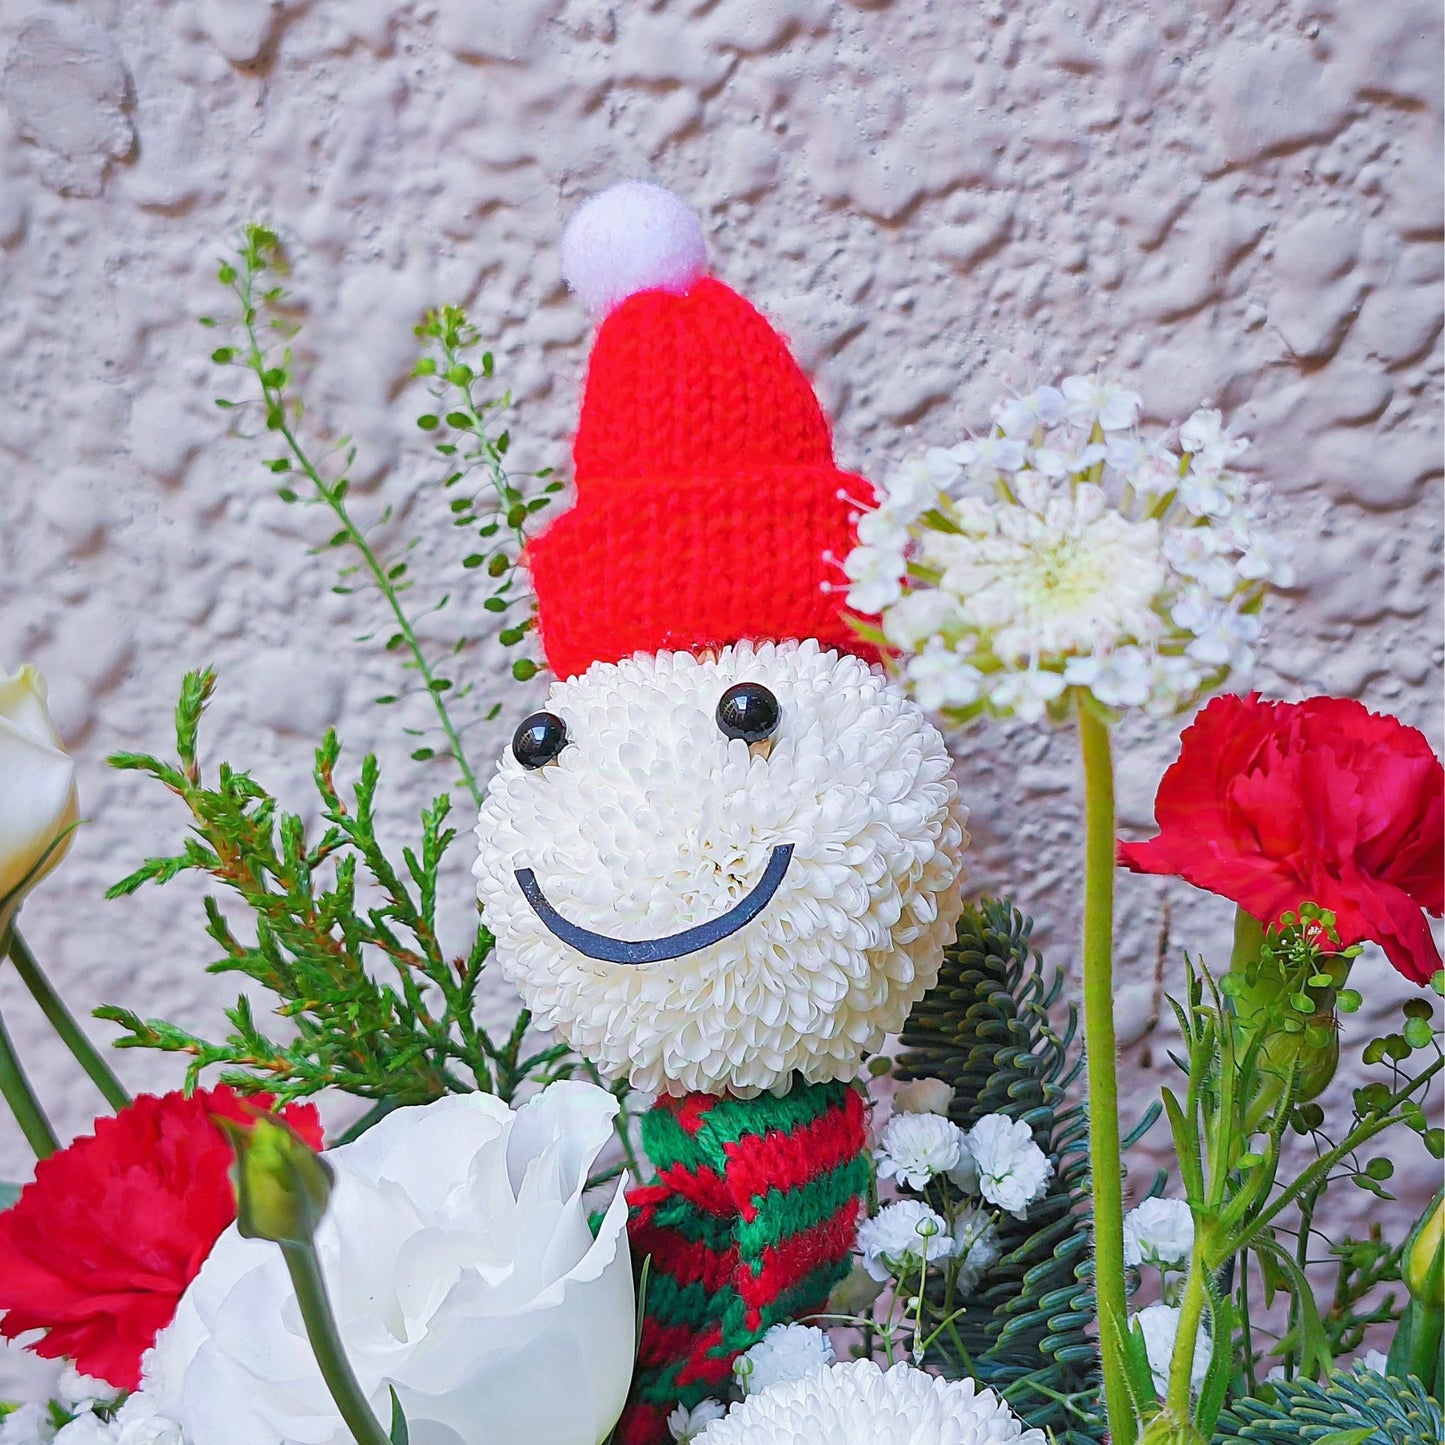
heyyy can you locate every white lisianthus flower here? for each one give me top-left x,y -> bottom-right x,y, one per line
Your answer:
669,1400 -> 727,1442
844,376 -> 1287,723
1122,1197 -> 1195,1270
875,1111 -> 968,1189
952,1205 -> 1002,1293
693,1359 -> 1047,1444
892,1077 -> 956,1116
0,664 -> 79,932
147,1083 -> 634,1445
735,1324 -> 836,1395
1133,1302 -> 1211,1399
965,1115 -> 1053,1218
857,1200 -> 957,1282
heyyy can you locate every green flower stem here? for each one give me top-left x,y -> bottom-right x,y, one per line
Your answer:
6,930 -> 130,1112
1075,691 -> 1134,1445
0,1004 -> 58,1159
1165,1228 -> 1212,1421
281,1239 -> 393,1445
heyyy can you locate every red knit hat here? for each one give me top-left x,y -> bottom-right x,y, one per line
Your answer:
527,182 -> 879,681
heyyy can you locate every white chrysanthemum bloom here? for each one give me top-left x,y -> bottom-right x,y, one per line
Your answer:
857,1200 -> 957,1282
669,1400 -> 727,1442
893,1077 -> 956,1116
735,1324 -> 836,1395
876,1111 -> 968,1189
965,1115 -> 1052,1219
0,1404 -> 54,1445
146,1085 -> 634,1445
1122,1197 -> 1195,1270
693,1359 -> 1047,1445
952,1206 -> 1002,1294
475,640 -> 968,1096
844,377 -> 1289,723
1133,1302 -> 1212,1399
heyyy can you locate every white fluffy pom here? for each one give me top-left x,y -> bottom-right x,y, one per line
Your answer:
561,180 -> 708,319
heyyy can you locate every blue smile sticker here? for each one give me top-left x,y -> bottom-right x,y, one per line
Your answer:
514,844 -> 795,966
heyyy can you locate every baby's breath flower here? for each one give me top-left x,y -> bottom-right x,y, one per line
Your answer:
1122,1196 -> 1195,1270
965,1114 -> 1053,1218
857,1200 -> 957,1282
875,1111 -> 968,1189
845,374 -> 1287,722
734,1323 -> 836,1396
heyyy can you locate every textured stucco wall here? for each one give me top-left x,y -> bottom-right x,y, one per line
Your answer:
0,0 -> 1441,1395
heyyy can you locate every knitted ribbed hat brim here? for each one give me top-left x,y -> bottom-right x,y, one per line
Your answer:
527,462 -> 879,681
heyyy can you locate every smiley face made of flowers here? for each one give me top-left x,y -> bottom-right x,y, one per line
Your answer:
473,183 -> 968,1442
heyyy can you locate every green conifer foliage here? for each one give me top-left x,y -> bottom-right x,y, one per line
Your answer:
1215,1365 -> 1442,1445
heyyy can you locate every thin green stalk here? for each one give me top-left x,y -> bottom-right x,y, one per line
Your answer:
281,1240 -> 392,1445
0,1006 -> 58,1158
1075,691 -> 1134,1445
1166,1232 -> 1210,1420
6,930 -> 129,1112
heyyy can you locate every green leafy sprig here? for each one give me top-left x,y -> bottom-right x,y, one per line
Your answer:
97,670 -> 568,1105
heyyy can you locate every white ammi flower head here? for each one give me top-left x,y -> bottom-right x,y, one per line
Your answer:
844,377 -> 1290,723
475,640 -> 968,1096
693,1359 -> 1047,1445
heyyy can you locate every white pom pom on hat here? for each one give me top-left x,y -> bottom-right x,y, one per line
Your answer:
560,180 -> 708,320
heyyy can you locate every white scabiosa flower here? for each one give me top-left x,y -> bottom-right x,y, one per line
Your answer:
1133,1302 -> 1212,1399
857,1200 -> 957,1282
965,1115 -> 1053,1218
875,1111 -> 968,1189
735,1324 -> 836,1395
1122,1197 -> 1195,1270
475,640 -> 968,1097
892,1077 -> 956,1116
669,1400 -> 727,1442
692,1359 -> 1047,1444
843,376 -> 1288,723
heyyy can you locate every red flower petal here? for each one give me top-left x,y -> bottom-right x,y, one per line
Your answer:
1120,693 -> 1444,985
0,1087 -> 321,1389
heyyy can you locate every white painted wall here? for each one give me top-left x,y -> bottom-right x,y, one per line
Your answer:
0,0 -> 1440,1395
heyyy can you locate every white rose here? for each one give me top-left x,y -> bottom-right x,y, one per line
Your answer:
147,1082 -> 635,1445
891,1077 -> 956,1117
0,664 -> 78,930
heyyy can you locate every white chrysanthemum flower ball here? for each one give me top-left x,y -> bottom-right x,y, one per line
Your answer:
1133,1302 -> 1211,1399
475,640 -> 968,1096
893,1077 -> 956,1116
694,1360 -> 1047,1445
1122,1197 -> 1195,1270
735,1324 -> 836,1395
858,1200 -> 957,1282
876,1111 -> 968,1189
965,1115 -> 1053,1218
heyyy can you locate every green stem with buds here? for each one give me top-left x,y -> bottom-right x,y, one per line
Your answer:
282,1240 -> 393,1445
1075,691 -> 1134,1445
6,930 -> 129,1112
0,1004 -> 57,1159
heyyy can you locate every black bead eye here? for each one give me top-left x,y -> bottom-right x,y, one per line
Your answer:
512,712 -> 568,769
716,682 -> 781,744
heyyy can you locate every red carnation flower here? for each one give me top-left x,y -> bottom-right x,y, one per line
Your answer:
1120,693 -> 1444,984
0,1087 -> 322,1389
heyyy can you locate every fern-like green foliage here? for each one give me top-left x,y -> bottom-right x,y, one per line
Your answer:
97,670 -> 568,1108
1214,1365 -> 1442,1444
896,898 -> 1103,1444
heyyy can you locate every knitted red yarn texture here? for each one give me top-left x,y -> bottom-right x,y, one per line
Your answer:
527,277 -> 881,680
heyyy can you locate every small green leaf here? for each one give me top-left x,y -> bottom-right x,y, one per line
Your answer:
417,414 -> 440,431
1403,1017 -> 1434,1050
1337,988 -> 1362,1013
511,659 -> 537,682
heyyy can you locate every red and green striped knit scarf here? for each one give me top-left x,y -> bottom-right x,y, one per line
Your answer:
614,1077 -> 869,1445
